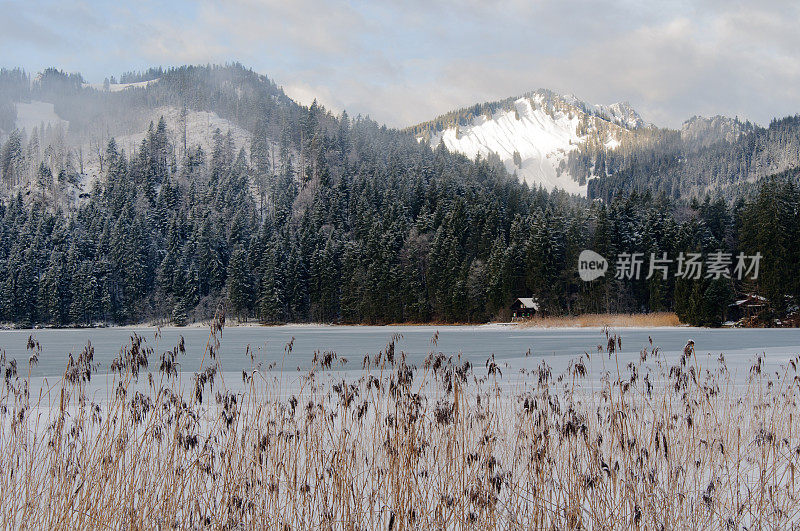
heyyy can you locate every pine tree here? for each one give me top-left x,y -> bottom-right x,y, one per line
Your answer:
258,250 -> 285,324
226,244 -> 253,321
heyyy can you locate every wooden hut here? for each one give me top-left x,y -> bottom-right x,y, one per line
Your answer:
510,298 -> 539,320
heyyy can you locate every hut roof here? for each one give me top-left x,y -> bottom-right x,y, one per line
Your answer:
514,298 -> 539,310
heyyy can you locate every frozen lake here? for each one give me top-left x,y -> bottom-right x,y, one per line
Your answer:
1,324 -> 799,380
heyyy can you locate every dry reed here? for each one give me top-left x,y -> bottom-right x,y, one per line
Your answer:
1,311 -> 798,529
519,312 -> 682,328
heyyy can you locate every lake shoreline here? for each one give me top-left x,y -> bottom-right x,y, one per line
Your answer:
1,318 -> 699,332
8,309 -> 795,331
0,321 -> 699,332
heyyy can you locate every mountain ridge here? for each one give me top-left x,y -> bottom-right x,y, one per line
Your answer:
410,89 -> 799,199
2,63 -> 800,204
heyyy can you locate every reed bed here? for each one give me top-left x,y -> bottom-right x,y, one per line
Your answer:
1,313 -> 799,529
520,312 -> 682,328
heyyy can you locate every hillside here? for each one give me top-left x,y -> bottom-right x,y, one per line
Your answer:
0,65 -> 301,208
583,115 -> 800,201
0,63 -> 544,326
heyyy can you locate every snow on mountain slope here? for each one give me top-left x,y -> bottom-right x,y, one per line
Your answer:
78,106 -> 253,195
594,102 -> 645,129
421,92 -> 644,196
15,101 -> 69,134
430,97 -> 585,194
109,106 -> 251,160
3,103 -> 271,208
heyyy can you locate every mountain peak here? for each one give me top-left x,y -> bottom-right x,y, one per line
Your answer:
594,101 -> 646,129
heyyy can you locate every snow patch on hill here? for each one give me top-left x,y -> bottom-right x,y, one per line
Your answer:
680,115 -> 752,147
15,101 -> 69,134
112,106 -> 251,159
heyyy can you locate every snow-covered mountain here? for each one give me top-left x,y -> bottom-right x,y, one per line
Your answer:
0,65 -> 317,211
412,90 -> 647,196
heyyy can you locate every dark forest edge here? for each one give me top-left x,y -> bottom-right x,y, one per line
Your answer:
0,65 -> 799,328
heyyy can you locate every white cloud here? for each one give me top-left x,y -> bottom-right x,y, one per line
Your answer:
282,81 -> 342,115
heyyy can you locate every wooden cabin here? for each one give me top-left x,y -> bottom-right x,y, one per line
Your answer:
728,293 -> 767,325
510,298 -> 539,320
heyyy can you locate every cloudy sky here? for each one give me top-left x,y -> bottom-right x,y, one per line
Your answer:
2,0 -> 799,128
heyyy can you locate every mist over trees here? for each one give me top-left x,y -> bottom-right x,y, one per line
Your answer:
0,63 -> 798,327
